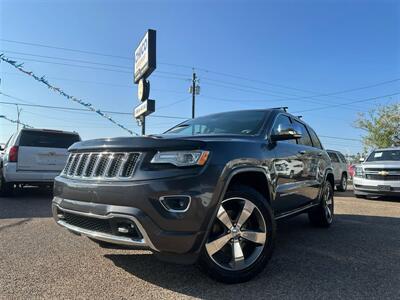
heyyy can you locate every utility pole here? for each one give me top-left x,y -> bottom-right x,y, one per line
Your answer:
190,71 -> 200,119
16,105 -> 22,131
191,72 -> 196,119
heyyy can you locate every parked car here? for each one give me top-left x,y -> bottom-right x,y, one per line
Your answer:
52,108 -> 334,283
327,150 -> 348,191
353,147 -> 400,198
0,128 -> 81,196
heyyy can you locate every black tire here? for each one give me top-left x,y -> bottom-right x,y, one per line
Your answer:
0,170 -> 13,197
308,180 -> 334,227
337,173 -> 347,192
354,194 -> 366,199
199,185 -> 276,284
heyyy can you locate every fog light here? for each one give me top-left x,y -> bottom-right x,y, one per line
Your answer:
56,208 -> 65,220
159,195 -> 191,212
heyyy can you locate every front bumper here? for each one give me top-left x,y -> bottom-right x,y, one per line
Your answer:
52,168 -> 222,264
353,176 -> 400,196
52,197 -> 157,250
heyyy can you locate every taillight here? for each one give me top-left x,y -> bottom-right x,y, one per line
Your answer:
9,146 -> 18,162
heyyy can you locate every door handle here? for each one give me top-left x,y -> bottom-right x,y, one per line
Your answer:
298,150 -> 306,155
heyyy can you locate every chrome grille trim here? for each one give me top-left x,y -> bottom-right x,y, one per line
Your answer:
62,152 -> 141,180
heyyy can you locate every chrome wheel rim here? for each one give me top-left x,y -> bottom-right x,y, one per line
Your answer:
324,185 -> 334,223
342,176 -> 347,190
205,197 -> 267,271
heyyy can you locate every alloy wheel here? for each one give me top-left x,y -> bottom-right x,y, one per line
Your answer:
323,185 -> 334,223
205,197 -> 267,271
342,176 -> 347,190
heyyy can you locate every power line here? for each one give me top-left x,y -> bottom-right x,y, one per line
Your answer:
3,38 -> 397,100
293,92 -> 400,113
1,71 -> 189,96
0,114 -> 33,128
0,38 -> 132,60
0,95 -> 189,119
3,56 -> 189,81
2,41 -> 398,114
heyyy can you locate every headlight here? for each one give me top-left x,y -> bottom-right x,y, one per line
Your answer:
151,150 -> 210,167
355,166 -> 364,177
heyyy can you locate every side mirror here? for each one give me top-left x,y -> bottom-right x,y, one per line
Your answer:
359,157 -> 365,163
270,128 -> 302,142
0,144 -> 5,151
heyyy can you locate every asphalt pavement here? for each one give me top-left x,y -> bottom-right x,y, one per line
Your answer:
1,187 -> 399,299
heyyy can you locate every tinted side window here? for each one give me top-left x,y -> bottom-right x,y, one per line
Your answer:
271,114 -> 296,144
308,127 -> 323,149
328,152 -> 340,162
338,153 -> 347,163
19,131 -> 80,148
293,120 -> 313,147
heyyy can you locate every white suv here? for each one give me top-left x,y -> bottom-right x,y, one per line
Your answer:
0,128 -> 81,196
353,147 -> 400,198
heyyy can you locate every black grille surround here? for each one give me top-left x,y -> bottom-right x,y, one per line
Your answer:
64,212 -> 112,234
61,211 -> 143,239
62,151 -> 141,180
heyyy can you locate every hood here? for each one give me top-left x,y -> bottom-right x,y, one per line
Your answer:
68,135 -> 208,152
69,134 -> 258,152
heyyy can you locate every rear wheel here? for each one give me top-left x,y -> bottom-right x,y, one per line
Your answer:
199,185 -> 275,283
337,173 -> 347,192
308,180 -> 334,227
0,170 -> 13,197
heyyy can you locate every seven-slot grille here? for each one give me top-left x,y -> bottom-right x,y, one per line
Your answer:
62,152 -> 140,179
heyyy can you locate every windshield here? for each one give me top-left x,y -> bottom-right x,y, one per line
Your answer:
164,110 -> 268,136
366,150 -> 400,162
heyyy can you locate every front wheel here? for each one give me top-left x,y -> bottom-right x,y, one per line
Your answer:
199,185 -> 276,283
308,180 -> 334,227
337,174 -> 347,192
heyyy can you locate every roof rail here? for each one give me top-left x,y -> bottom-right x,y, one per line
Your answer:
296,115 -> 302,119
272,107 -> 288,112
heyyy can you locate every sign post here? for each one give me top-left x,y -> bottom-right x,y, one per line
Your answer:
134,29 -> 156,135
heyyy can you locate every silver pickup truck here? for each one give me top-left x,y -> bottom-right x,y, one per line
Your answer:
353,147 -> 400,198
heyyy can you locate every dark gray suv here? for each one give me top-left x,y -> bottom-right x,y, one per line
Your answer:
52,108 -> 334,283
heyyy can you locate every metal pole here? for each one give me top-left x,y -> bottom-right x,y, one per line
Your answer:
141,116 -> 146,136
16,105 -> 21,131
191,72 -> 196,119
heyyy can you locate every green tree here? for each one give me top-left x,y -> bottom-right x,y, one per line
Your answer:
354,103 -> 400,150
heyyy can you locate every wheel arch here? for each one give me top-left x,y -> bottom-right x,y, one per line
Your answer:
200,167 -> 274,252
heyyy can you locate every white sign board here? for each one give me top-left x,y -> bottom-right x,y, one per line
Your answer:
134,99 -> 155,118
134,30 -> 156,83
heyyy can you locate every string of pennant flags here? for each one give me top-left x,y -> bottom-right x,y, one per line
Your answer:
0,114 -> 33,128
0,54 -> 137,135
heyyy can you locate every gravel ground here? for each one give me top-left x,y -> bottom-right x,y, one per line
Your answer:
1,187 -> 399,299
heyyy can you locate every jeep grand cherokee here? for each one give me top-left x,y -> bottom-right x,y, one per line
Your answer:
52,108 -> 334,283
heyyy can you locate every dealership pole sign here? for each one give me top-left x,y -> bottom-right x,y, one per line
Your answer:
133,29 -> 156,135
134,29 -> 156,84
